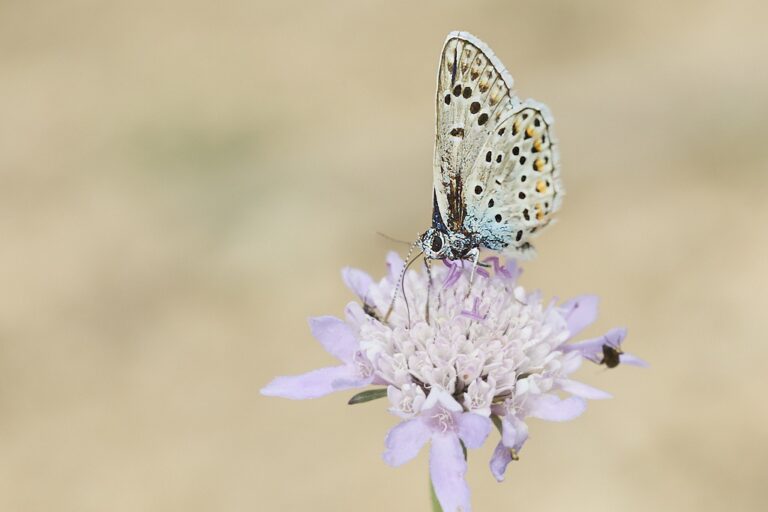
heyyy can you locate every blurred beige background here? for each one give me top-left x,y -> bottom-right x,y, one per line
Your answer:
1,0 -> 767,510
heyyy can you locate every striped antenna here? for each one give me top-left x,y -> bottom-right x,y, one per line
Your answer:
383,239 -> 420,325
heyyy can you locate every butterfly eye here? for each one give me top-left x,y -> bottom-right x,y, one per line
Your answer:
431,235 -> 443,253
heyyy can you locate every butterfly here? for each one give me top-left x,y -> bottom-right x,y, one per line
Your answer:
418,31 -> 563,264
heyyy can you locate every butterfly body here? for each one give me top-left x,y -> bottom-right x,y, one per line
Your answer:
422,32 -> 562,262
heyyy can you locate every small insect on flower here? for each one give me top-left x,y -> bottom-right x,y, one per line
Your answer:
601,344 -> 622,369
261,251 -> 645,512
563,326 -> 648,369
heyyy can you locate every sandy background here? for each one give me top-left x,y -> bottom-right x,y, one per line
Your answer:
1,0 -> 767,510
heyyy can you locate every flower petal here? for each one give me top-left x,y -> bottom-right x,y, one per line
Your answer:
560,351 -> 583,374
559,295 -> 599,337
386,251 -> 405,282
430,433 -> 472,512
489,441 -> 514,482
501,414 -> 529,452
604,327 -> 628,348
260,365 -> 361,399
423,388 -> 463,412
563,326 -> 626,362
344,301 -> 367,325
456,413 -> 491,449
620,352 -> 650,367
561,337 -> 604,362
526,394 -> 587,422
382,418 -> 431,467
308,316 -> 358,363
341,267 -> 373,299
559,379 -> 612,399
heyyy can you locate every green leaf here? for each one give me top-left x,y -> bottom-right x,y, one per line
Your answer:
347,388 -> 388,405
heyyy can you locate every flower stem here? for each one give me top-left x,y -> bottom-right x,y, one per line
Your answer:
429,479 -> 443,512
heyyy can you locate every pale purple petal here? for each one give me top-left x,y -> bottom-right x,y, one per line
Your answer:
344,301 -> 367,325
559,295 -> 599,337
386,251 -> 404,282
382,418 -> 431,467
260,365 -> 360,399
562,337 -> 605,362
423,389 -> 463,412
456,413 -> 491,449
331,374 -> 374,389
430,433 -> 471,512
341,267 -> 373,299
501,414 -> 529,452
559,379 -> 612,399
371,374 -> 389,385
308,316 -> 358,363
490,441 -> 514,482
560,351 -> 583,374
620,352 -> 650,367
490,414 -> 528,482
526,394 -> 587,421
603,327 -> 628,349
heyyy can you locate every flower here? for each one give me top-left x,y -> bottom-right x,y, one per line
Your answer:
262,252 -> 644,512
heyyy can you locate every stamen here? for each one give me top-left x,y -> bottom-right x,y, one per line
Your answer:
460,297 -> 486,321
432,408 -> 454,433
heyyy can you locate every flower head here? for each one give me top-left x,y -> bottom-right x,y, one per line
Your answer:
262,252 -> 644,512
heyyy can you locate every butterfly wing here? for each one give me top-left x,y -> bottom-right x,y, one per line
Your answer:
462,100 -> 563,257
432,31 -> 520,233
432,32 -> 562,256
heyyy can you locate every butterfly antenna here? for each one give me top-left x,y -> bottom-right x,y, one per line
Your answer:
376,231 -> 413,246
383,239 -> 420,324
400,250 -> 424,329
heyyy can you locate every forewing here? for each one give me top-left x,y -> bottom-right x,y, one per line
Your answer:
432,32 -> 520,232
463,100 -> 563,255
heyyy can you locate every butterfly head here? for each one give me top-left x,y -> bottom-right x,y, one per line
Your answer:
419,228 -> 472,260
